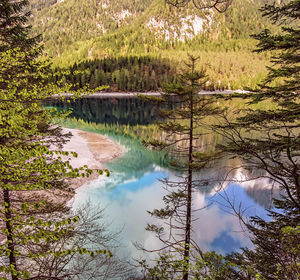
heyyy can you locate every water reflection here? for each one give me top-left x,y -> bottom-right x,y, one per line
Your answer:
56,97 -> 279,263
48,97 -> 160,125
71,129 -> 278,260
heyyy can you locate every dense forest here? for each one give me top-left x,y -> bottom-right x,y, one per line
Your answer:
55,47 -> 270,91
29,0 -> 276,91
29,0 -> 273,59
55,55 -> 178,92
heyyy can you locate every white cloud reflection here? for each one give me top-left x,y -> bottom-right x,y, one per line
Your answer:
71,166 -> 260,261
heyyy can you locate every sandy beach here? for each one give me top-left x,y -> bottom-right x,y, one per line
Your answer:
63,128 -> 122,169
19,128 -> 124,204
63,128 -> 123,190
14,128 -> 123,206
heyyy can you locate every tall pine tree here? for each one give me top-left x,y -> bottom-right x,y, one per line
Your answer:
140,55 -> 221,280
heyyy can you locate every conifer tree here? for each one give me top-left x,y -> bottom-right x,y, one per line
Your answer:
0,0 -> 39,51
140,55 -> 220,280
141,1 -> 299,278
209,1 -> 300,278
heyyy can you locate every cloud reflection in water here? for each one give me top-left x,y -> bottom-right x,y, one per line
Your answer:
72,163 -> 273,260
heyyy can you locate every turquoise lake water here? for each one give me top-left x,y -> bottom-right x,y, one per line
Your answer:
53,97 -> 279,262
69,131 -> 278,261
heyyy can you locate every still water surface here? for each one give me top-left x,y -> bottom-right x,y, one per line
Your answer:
56,97 -> 278,261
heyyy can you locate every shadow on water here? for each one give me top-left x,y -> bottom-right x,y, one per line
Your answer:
47,97 -> 161,125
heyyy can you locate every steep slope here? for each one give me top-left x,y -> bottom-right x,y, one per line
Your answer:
29,0 -> 276,90
29,0 -> 152,57
86,0 -> 274,57
29,0 -> 273,60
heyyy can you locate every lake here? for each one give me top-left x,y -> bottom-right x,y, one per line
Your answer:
51,96 -> 279,268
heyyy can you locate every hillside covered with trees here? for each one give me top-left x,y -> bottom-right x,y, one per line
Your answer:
29,0 -> 276,91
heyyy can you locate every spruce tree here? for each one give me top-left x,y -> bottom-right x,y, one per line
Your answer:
143,1 -> 298,279
140,55 -> 221,279
0,0 -> 39,51
210,1 -> 299,279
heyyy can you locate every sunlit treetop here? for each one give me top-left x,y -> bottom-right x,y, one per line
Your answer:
166,0 -> 233,12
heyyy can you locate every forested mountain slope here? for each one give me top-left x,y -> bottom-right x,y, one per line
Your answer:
29,0 -> 152,57
29,0 -> 272,60
29,0 -> 276,90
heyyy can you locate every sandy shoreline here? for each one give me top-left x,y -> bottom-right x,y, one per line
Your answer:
64,128 -> 123,190
14,129 -> 123,206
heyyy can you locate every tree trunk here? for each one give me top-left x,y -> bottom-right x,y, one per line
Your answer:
3,188 -> 18,280
183,89 -> 194,280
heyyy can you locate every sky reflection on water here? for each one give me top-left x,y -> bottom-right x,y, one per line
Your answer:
71,153 -> 275,261
57,97 -> 280,272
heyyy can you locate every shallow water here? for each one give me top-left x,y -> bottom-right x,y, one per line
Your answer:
58,97 -> 279,262
70,129 -> 278,261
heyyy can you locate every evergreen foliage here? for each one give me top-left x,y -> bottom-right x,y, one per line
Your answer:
28,0 -> 151,57
0,0 -> 39,51
2,0 -> 298,278
139,1 -> 299,279
28,0 -> 272,58
56,47 -> 271,92
140,55 -> 221,279
26,0 -> 275,91
206,1 -> 300,278
57,55 -> 177,92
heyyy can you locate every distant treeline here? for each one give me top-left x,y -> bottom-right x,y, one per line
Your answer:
55,55 -> 178,92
